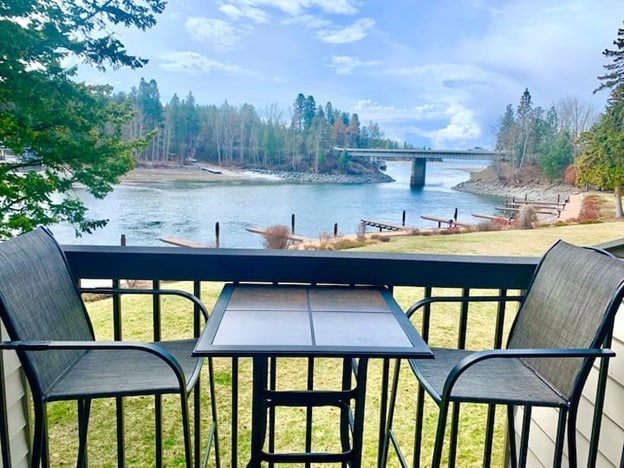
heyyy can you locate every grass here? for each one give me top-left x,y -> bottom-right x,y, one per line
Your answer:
43,215 -> 624,466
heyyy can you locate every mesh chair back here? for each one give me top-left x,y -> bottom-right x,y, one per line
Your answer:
0,227 -> 94,396
508,239 -> 624,399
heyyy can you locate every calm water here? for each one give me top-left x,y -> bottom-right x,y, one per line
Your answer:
51,160 -> 502,248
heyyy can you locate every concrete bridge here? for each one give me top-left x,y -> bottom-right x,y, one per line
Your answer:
334,147 -> 504,187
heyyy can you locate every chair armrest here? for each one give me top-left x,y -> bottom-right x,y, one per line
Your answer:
79,287 -> 210,321
0,339 -> 189,386
442,348 -> 616,399
406,295 -> 524,318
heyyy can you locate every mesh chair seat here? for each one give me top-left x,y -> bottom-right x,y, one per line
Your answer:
410,347 -> 567,407
46,339 -> 201,400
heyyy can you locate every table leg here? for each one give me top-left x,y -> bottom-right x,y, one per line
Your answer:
352,358 -> 368,468
248,357 -> 269,468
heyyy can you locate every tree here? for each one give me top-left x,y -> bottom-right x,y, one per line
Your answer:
0,0 -> 165,238
576,22 -> 624,217
576,90 -> 624,217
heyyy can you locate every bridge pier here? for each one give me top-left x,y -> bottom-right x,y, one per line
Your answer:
410,159 -> 426,187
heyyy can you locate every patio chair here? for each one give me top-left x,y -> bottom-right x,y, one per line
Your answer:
383,239 -> 623,467
0,227 -> 219,467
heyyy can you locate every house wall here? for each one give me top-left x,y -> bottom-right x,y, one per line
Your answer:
519,306 -> 623,467
0,325 -> 29,467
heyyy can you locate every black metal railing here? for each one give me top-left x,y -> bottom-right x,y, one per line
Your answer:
2,244 -> 614,465
62,245 -> 538,466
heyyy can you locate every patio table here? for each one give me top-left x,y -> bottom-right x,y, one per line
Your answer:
193,283 -> 432,467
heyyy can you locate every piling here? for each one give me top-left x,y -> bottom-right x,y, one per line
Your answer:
215,222 -> 220,248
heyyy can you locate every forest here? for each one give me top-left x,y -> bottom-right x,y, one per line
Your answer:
120,78 -> 404,173
494,89 -> 597,181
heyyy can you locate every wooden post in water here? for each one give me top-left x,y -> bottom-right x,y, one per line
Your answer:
402,210 -> 406,227
120,234 -> 126,246
453,208 -> 458,221
334,223 -> 338,236
291,213 -> 295,234
215,222 -> 220,248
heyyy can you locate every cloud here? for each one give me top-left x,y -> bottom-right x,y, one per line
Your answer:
218,0 -> 359,17
185,17 -> 250,52
318,18 -> 375,44
158,51 -> 257,76
219,4 -> 270,23
424,104 -> 482,148
327,56 -> 379,75
281,14 -> 332,29
354,99 -> 481,148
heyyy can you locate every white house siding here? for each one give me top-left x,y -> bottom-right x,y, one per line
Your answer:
0,325 -> 29,468
518,306 -> 624,467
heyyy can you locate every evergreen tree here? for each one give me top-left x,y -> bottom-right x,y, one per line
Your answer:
577,21 -> 624,217
0,0 -> 164,238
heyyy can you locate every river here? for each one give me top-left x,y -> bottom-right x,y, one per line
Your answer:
50,160 -> 503,248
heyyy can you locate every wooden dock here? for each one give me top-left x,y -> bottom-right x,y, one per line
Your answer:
160,237 -> 209,248
472,213 -> 512,223
246,227 -> 310,243
360,218 -> 406,232
420,215 -> 469,229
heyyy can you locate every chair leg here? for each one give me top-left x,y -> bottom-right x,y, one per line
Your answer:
518,406 -> 532,468
77,399 -> 91,468
380,358 -> 401,467
431,399 -> 450,468
31,399 -> 47,468
553,407 -> 567,468
180,392 -> 192,468
507,406 -> 518,468
566,404 -> 577,468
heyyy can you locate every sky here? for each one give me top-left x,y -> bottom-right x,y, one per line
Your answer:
78,0 -> 624,150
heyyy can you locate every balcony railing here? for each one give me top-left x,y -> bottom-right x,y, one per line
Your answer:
0,245 -> 620,466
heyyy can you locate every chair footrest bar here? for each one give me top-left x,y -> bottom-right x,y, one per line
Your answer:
263,389 -> 357,407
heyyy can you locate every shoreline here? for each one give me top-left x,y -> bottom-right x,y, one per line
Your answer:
120,164 -> 394,185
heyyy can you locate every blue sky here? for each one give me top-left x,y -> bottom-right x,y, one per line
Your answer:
80,0 -> 624,150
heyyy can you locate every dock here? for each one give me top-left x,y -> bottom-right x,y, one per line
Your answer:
471,213 -> 512,224
160,237 -> 209,248
420,215 -> 469,229
246,227 -> 310,243
360,218 -> 406,232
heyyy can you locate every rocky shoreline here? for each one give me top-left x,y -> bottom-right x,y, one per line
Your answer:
254,169 -> 395,184
453,177 -> 579,202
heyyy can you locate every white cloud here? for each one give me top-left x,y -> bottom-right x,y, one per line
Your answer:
218,0 -> 359,17
328,56 -> 379,75
281,14 -> 332,29
318,18 -> 374,44
219,4 -> 270,23
158,51 -> 257,76
425,104 -> 481,148
185,17 -> 250,52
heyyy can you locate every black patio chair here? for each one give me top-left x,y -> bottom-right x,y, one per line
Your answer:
383,239 -> 623,467
0,227 -> 219,467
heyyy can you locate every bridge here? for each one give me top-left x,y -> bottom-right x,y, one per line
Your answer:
334,147 -> 504,187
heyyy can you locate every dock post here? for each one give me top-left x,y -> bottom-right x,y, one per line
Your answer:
215,222 -> 220,248
120,234 -> 126,246
291,214 -> 295,234
334,223 -> 338,236
402,210 -> 406,226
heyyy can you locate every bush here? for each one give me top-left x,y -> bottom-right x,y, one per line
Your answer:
261,225 -> 292,249
513,205 -> 538,230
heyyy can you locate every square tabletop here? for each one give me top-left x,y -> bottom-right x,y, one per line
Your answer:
194,284 -> 432,359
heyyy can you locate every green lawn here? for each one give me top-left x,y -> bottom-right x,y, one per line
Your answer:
44,221 -> 624,466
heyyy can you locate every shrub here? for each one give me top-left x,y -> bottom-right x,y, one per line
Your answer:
578,196 -> 601,221
261,225 -> 292,249
513,205 -> 538,230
